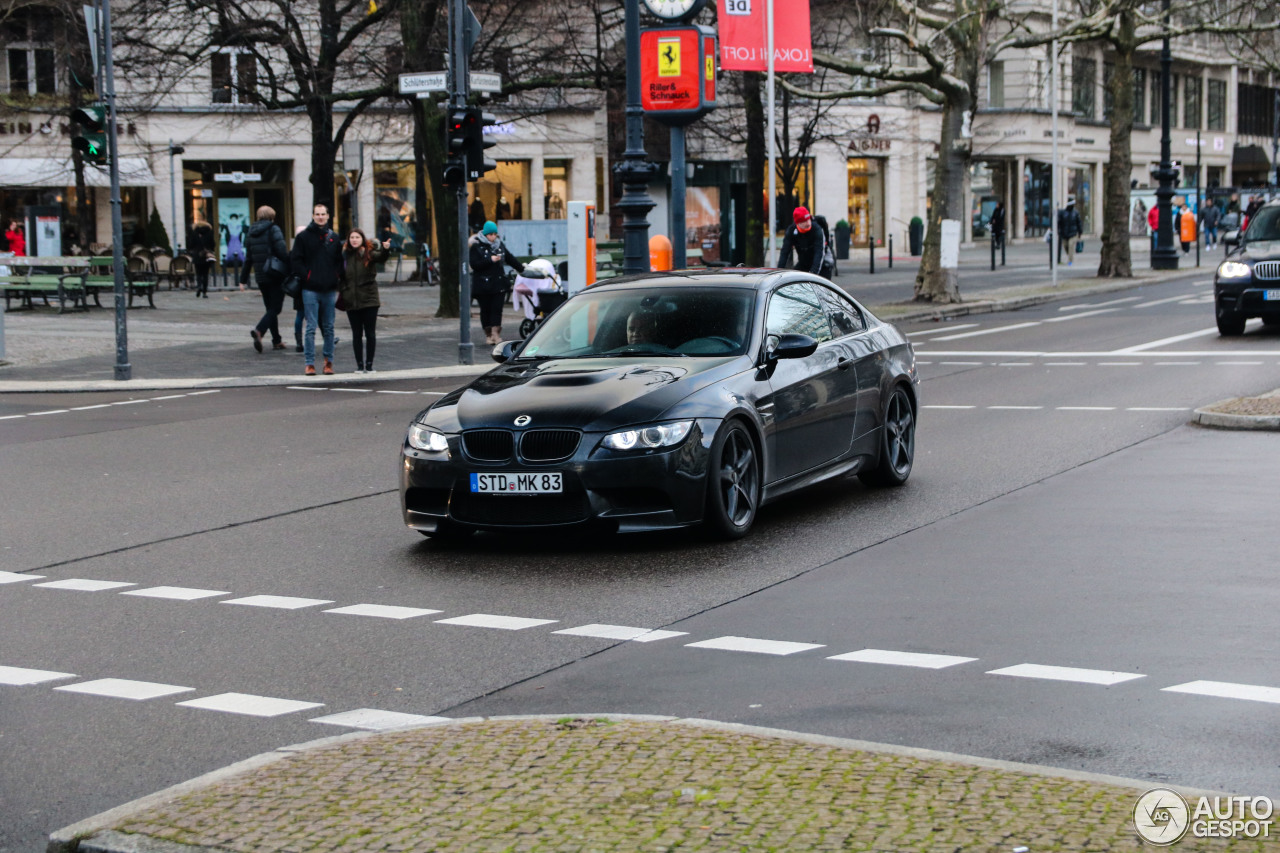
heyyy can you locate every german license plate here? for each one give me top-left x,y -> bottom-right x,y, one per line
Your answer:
470,472 -> 563,494
1264,290 -> 1280,301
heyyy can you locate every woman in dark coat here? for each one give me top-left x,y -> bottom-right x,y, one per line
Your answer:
468,220 -> 524,344
339,228 -> 390,372
239,205 -> 290,352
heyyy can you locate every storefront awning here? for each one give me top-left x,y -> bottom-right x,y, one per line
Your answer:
0,156 -> 157,188
1026,157 -> 1092,170
1232,144 -> 1271,170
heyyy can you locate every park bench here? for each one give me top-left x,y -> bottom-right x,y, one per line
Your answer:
0,273 -> 88,313
81,256 -> 159,308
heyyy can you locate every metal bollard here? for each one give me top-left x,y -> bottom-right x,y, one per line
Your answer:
869,230 -> 875,275
528,242 -> 533,256
991,233 -> 996,271
551,241 -> 557,254
888,234 -> 893,269
1001,233 -> 1006,266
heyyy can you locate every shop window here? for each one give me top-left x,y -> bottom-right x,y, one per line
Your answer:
1207,78 -> 1225,131
373,161 -> 425,251
969,161 -> 995,239
768,158 -> 814,235
544,159 -> 569,219
469,160 -> 531,228
847,158 -> 885,248
1068,167 -> 1092,234
1072,57 -> 1096,119
1023,161 -> 1051,237
686,186 -> 721,262
213,48 -> 257,105
1183,76 -> 1202,130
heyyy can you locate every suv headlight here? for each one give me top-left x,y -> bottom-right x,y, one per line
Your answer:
602,420 -> 693,451
407,424 -> 450,453
1218,261 -> 1252,279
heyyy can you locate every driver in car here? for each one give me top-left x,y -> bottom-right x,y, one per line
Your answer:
626,311 -> 658,345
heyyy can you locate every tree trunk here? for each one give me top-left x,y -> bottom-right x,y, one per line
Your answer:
309,101 -> 337,211
914,99 -> 969,303
1098,28 -> 1137,277
744,71 -> 765,266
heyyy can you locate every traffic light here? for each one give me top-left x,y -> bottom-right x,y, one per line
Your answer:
466,109 -> 497,181
71,104 -> 108,165
447,106 -> 472,159
443,157 -> 466,189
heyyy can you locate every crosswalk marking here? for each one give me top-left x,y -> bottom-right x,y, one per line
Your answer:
310,709 -> 451,730
435,613 -> 558,630
122,586 -> 230,601
176,693 -> 324,717
553,624 -> 688,643
34,579 -> 135,592
55,678 -> 194,701
1162,680 -> 1280,705
686,636 -> 825,656
0,571 -> 41,584
222,595 -> 335,610
0,665 -> 76,685
827,649 -> 977,669
324,603 -> 442,620
986,663 -> 1145,686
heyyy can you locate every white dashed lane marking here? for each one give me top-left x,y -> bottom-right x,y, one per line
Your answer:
685,636 -> 825,656
827,649 -> 977,669
310,709 -> 451,731
435,613 -> 558,630
121,586 -> 231,601
0,665 -> 76,685
176,692 -> 324,718
222,595 -> 335,610
923,405 -> 1191,412
553,624 -> 689,643
34,579 -> 135,592
1162,680 -> 1280,705
0,390 -> 221,422
986,663 -> 1145,686
0,571 -> 41,584
324,603 -> 442,620
55,678 -> 194,701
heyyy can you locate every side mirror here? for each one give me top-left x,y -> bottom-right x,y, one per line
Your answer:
767,333 -> 819,361
492,340 -> 521,363
1223,230 -> 1240,247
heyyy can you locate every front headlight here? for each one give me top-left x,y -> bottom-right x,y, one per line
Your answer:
1218,261 -> 1252,279
602,420 -> 693,451
407,424 -> 450,453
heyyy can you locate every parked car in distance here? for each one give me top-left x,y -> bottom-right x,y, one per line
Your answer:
400,270 -> 919,540
1216,197 -> 1280,335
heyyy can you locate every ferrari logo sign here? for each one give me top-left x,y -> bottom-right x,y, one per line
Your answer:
658,37 -> 681,76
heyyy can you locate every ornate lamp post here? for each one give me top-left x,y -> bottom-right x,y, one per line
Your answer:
616,0 -> 660,273
1151,0 -> 1180,270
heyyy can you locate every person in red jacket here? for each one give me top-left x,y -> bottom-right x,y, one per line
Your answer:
4,220 -> 25,256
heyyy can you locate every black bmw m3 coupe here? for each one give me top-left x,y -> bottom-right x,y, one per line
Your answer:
401,269 -> 919,539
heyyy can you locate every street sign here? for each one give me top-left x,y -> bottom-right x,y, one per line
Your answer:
399,72 -> 448,95
470,71 -> 502,93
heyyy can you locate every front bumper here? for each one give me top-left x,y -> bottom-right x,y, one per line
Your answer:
1215,279 -> 1280,319
400,419 -> 720,534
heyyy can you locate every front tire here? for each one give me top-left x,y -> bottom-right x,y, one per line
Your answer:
859,386 -> 915,487
1216,300 -> 1246,336
704,421 -> 761,540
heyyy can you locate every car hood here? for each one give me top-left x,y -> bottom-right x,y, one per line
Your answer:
422,356 -> 746,433
1234,240 -> 1280,262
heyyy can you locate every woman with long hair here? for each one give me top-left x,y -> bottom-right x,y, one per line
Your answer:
339,228 -> 390,372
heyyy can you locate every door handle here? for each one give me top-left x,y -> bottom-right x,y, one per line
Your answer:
837,357 -> 853,370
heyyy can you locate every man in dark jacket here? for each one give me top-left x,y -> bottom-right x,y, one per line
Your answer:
1057,198 -> 1083,266
469,220 -> 524,344
188,219 -> 217,297
239,205 -> 290,353
778,206 -> 832,278
290,203 -> 345,375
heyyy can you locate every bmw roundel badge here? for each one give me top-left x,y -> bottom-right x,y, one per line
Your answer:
514,415 -> 532,427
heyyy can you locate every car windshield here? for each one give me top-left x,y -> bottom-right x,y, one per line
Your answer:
518,286 -> 756,360
1244,207 -> 1280,243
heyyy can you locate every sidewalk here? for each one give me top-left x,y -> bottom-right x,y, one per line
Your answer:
51,715 -> 1229,853
0,251 -> 1210,393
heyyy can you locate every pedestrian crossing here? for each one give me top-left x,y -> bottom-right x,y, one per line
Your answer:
3,568 -> 1278,737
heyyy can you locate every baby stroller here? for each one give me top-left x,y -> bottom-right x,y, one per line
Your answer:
512,258 -> 567,339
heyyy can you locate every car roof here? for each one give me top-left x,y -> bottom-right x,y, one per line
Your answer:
586,268 -> 820,292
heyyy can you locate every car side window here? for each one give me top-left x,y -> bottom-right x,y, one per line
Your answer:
815,285 -> 866,337
766,283 -> 832,343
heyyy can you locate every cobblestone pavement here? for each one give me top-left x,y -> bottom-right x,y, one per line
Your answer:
55,717 -> 1268,853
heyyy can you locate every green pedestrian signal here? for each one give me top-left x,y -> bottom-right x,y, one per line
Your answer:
71,104 -> 109,165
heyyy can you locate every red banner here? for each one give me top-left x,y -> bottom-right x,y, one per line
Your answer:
718,0 -> 813,73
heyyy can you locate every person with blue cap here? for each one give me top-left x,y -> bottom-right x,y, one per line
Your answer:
468,220 -> 524,345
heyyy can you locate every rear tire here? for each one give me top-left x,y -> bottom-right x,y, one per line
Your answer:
1216,300 -> 1246,336
859,386 -> 915,488
703,421 -> 761,540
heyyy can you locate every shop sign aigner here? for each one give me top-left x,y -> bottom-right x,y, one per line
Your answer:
851,115 -> 891,153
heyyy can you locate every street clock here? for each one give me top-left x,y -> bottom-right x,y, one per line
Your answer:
641,0 -> 707,23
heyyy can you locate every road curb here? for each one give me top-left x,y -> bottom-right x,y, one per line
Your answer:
1193,407 -> 1280,430
48,713 -> 1223,853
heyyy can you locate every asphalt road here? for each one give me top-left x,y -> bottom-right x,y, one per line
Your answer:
2,273 -> 1278,851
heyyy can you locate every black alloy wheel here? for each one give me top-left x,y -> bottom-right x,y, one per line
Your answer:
1216,299 -> 1246,336
859,386 -> 915,487
705,421 -> 760,540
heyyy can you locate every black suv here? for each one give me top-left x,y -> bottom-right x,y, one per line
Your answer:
1215,198 -> 1280,336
